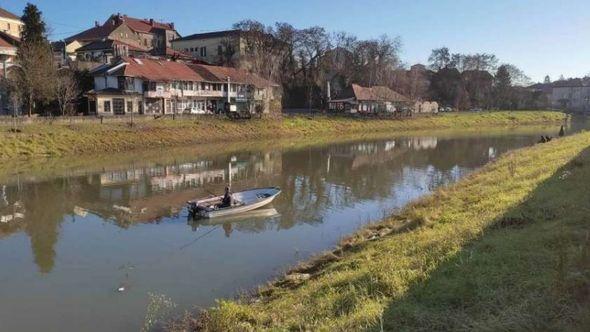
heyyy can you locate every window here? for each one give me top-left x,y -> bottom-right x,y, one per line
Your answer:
127,101 -> 133,113
190,47 -> 194,52
185,48 -> 189,52
200,46 -> 207,57
118,76 -> 135,91
217,45 -> 223,56
113,98 -> 125,114
7,23 -> 10,30
104,100 -> 111,113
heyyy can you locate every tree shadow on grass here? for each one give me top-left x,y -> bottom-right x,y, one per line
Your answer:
372,147 -> 590,331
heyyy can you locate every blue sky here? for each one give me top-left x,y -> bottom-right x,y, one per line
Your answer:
5,0 -> 590,82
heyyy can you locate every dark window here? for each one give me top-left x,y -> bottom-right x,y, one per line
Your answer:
118,76 -> 135,91
104,100 -> 111,113
113,98 -> 125,115
127,101 -> 133,113
217,45 -> 223,56
190,47 -> 194,52
200,46 -> 207,57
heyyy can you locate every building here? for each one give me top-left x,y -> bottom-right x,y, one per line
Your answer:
64,13 -> 180,61
550,79 -> 590,112
0,7 -> 22,114
86,57 -> 279,116
413,100 -> 439,113
75,39 -> 149,63
0,7 -> 23,39
329,84 -> 410,113
171,30 -> 242,65
0,7 -> 22,75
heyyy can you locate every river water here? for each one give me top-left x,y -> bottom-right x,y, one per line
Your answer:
0,121 -> 585,331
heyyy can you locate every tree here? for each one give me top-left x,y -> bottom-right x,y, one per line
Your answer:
494,65 -> 512,109
21,3 -> 47,43
13,41 -> 55,116
502,64 -> 531,86
544,75 -> 551,84
428,47 -> 451,71
54,69 -> 79,117
232,20 -> 291,82
462,53 -> 498,72
12,3 -> 55,117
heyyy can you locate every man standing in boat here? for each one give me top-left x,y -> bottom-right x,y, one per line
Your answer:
220,186 -> 233,208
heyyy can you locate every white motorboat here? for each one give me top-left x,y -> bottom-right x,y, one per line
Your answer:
187,187 -> 281,219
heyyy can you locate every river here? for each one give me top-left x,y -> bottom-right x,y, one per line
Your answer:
0,120 -> 585,331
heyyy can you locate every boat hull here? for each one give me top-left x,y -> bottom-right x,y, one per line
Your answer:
188,187 -> 281,219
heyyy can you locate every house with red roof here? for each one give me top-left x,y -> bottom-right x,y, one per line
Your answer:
64,13 -> 180,61
0,7 -> 22,114
86,57 -> 279,116
0,7 -> 23,39
0,7 -> 22,73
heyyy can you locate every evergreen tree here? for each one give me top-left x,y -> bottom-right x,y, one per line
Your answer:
494,65 -> 512,109
544,75 -> 551,84
20,3 -> 47,43
12,3 -> 55,116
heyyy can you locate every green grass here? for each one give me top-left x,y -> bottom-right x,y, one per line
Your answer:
0,111 -> 566,159
170,130 -> 590,331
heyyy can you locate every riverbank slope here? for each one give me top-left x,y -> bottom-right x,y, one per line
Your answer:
173,130 -> 590,331
0,111 -> 565,159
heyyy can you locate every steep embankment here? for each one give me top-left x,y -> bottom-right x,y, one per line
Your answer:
172,130 -> 590,331
0,111 -> 566,159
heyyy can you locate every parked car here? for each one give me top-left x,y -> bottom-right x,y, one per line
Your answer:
438,106 -> 454,113
184,107 -> 207,115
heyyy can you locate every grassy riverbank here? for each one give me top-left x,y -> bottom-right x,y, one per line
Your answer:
172,130 -> 590,331
0,111 -> 565,159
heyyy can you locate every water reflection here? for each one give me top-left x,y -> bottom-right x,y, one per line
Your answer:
0,133 -> 546,276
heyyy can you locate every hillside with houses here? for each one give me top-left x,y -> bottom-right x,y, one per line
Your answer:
1,4 -> 588,119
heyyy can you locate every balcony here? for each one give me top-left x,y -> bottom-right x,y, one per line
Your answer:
145,90 -> 172,99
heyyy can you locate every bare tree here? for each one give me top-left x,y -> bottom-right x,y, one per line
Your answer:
502,64 -> 531,87
232,20 -> 290,82
54,69 -> 79,117
428,47 -> 451,71
13,40 -> 55,116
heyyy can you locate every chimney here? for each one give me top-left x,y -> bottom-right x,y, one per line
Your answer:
149,19 -> 154,26
326,81 -> 331,102
95,21 -> 100,27
170,22 -> 174,29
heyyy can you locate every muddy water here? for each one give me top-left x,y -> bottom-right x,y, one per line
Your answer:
0,121 -> 584,332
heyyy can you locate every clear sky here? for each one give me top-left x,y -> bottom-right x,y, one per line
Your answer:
4,0 -> 589,82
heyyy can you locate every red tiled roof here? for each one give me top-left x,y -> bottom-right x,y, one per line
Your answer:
123,16 -> 175,33
111,57 -> 206,82
188,64 -> 278,88
0,7 -> 20,20
0,31 -> 19,48
0,37 -> 13,48
76,39 -> 149,52
164,47 -> 193,59
65,14 -> 176,43
65,22 -> 118,43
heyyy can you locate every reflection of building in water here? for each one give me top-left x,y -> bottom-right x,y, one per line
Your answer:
408,137 -> 438,150
150,169 -> 226,191
85,151 -> 283,224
